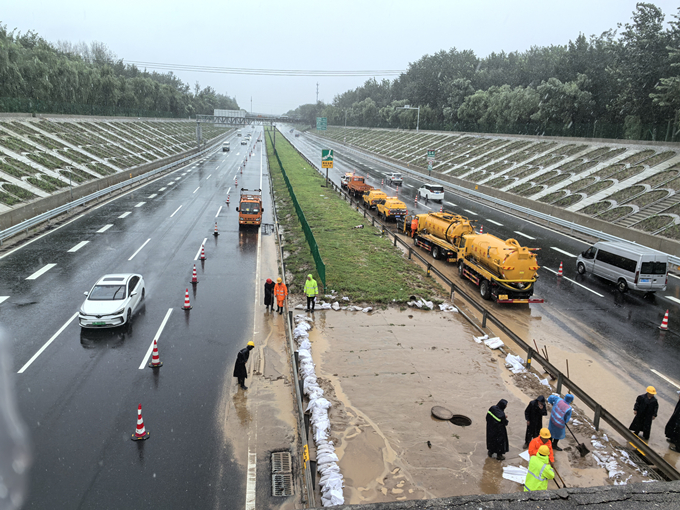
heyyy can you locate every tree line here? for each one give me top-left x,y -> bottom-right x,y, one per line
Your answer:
0,24 -> 239,118
288,3 -> 680,141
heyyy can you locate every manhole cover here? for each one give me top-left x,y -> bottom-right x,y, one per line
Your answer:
450,415 -> 472,427
431,406 -> 454,420
271,451 -> 293,496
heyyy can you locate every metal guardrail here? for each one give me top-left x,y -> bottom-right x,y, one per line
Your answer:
0,137 -> 228,245
304,132 -> 680,268
280,127 -> 680,482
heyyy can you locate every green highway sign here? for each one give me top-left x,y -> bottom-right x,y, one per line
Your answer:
427,149 -> 436,162
316,117 -> 327,130
322,149 -> 334,168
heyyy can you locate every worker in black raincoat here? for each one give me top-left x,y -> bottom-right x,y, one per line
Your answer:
523,395 -> 547,449
629,386 -> 658,441
665,391 -> 680,451
486,399 -> 509,460
234,341 -> 255,390
264,278 -> 275,312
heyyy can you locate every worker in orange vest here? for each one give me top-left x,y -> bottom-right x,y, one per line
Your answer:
274,277 -> 288,315
410,216 -> 418,238
528,428 -> 554,463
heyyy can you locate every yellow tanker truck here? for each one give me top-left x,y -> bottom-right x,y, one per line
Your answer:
407,212 -> 474,262
457,234 -> 543,303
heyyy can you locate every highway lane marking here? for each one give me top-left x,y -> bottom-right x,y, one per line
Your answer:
97,224 -> 113,233
118,212 -> 131,218
193,187 -> 200,194
245,450 -> 257,510
194,238 -> 208,261
464,209 -> 478,215
182,173 -> 187,176
215,206 -> 223,218
0,296 -> 9,305
670,274 -> 680,280
444,201 -> 457,207
664,296 -> 680,305
170,205 -> 183,218
26,263 -> 56,280
514,231 -> 535,240
134,202 -> 146,208
128,239 -> 151,261
139,308 -> 173,369
159,187 -> 167,192
206,174 -> 212,180
485,219 -> 503,226
67,241 -> 89,253
542,267 -> 604,297
551,247 -> 577,258
651,369 -> 680,390
18,311 -> 79,373
148,194 -> 158,199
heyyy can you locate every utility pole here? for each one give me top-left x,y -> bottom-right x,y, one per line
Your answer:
250,97 -> 252,114
316,83 -> 319,104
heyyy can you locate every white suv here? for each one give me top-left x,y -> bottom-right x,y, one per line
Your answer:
385,172 -> 403,186
417,184 -> 445,202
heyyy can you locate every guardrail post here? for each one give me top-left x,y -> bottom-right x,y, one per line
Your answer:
556,372 -> 563,395
450,282 -> 455,300
371,216 -> 375,226
304,412 -> 311,439
482,309 -> 488,328
526,347 -> 533,368
408,248 -> 412,260
363,209 -> 366,218
427,263 -> 432,277
593,404 -> 602,431
393,236 -> 397,246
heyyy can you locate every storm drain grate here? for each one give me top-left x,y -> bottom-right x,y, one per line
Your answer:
271,451 -> 293,496
627,449 -> 666,481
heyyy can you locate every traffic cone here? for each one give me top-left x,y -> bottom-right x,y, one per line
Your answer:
440,205 -> 443,213
660,310 -> 669,330
414,195 -> 418,205
200,245 -> 206,261
182,288 -> 192,310
226,194 -> 230,205
190,264 -> 198,284
235,178 -> 238,187
213,221 -> 219,236
131,404 -> 150,441
148,339 -> 163,368
381,179 -> 384,185
479,225 -> 483,234
557,262 -> 563,276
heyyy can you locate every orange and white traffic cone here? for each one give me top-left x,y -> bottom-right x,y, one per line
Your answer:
200,245 -> 206,261
440,205 -> 443,213
226,194 -> 230,205
479,225 -> 483,234
381,179 -> 384,185
182,288 -> 192,310
660,310 -> 669,330
213,221 -> 219,236
148,339 -> 163,368
414,195 -> 418,206
190,264 -> 198,284
131,404 -> 150,441
235,178 -> 238,187
557,262 -> 563,276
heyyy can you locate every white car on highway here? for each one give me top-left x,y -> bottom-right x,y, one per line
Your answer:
417,184 -> 445,202
79,274 -> 145,328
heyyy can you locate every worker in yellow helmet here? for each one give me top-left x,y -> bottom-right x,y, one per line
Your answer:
233,341 -> 255,390
629,386 -> 658,441
524,445 -> 555,492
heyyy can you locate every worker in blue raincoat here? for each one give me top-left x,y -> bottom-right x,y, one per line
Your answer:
547,394 -> 573,451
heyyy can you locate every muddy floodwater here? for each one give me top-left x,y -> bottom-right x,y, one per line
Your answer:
303,308 -> 653,505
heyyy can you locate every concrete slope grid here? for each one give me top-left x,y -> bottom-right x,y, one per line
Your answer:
316,127 -> 680,242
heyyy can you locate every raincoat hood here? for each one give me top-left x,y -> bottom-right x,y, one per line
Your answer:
565,394 -> 574,404
537,395 -> 545,404
497,399 -> 508,410
307,274 -> 313,279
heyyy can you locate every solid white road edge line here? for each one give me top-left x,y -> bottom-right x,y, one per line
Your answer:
514,231 -> 535,240
0,296 -> 9,305
139,308 -> 173,369
551,247 -> 577,258
542,267 -> 604,297
485,219 -> 503,226
67,241 -> 89,253
128,239 -> 151,261
664,296 -> 680,305
193,186 -> 200,194
194,238 -> 208,261
170,205 -> 183,218
18,312 -> 78,373
650,369 -> 680,390
26,263 -> 57,280
245,449 -> 257,510
97,224 -> 113,233
215,206 -> 223,218
118,212 -> 131,218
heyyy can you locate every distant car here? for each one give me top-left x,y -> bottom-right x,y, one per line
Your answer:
237,133 -> 242,137
386,172 -> 403,186
241,140 -> 247,145
79,274 -> 145,328
417,184 -> 445,202
294,133 -> 300,137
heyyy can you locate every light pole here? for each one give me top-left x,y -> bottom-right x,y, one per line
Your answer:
397,105 -> 420,132
344,109 -> 347,127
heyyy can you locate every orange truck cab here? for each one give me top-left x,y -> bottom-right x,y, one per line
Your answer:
236,188 -> 263,227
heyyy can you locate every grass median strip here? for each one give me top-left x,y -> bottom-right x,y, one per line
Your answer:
265,129 -> 442,303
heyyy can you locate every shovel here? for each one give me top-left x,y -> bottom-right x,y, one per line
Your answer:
566,423 -> 590,457
553,466 -> 567,488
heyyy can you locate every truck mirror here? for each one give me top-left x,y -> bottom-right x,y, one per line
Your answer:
261,207 -> 264,212
235,207 -> 239,212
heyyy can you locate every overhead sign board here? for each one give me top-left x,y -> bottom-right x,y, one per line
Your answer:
322,149 -> 334,168
316,117 -> 327,130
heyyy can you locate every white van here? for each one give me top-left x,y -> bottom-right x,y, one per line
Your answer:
576,241 -> 668,293
222,141 -> 230,152
417,184 -> 445,202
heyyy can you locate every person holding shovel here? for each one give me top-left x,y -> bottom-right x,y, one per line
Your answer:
629,386 -> 658,441
524,445 -> 555,492
547,394 -> 573,451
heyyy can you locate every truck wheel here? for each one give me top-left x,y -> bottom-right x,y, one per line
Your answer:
577,262 -> 586,275
432,246 -> 439,260
480,280 -> 491,300
617,279 -> 628,293
458,261 -> 465,278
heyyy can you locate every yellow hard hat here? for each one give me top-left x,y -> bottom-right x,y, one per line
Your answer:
247,341 -> 254,347
540,428 -> 551,439
276,277 -> 282,283
538,445 -> 550,456
647,386 -> 657,395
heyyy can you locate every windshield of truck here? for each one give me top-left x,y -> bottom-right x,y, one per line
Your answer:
640,261 -> 667,275
240,202 -> 260,215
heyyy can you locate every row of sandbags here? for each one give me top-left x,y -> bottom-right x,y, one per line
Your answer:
293,315 -> 344,507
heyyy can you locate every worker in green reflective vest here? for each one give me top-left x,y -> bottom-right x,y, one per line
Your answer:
524,445 -> 555,491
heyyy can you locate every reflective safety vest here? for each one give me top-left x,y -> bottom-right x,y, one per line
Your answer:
487,410 -> 501,422
550,399 -> 571,430
304,278 -> 318,297
524,453 -> 554,492
411,218 -> 418,231
274,283 -> 288,300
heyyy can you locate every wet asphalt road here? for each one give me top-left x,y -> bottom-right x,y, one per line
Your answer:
0,129 -> 271,508
287,128 -> 680,404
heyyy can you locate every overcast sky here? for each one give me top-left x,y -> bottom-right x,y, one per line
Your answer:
3,1 -> 679,114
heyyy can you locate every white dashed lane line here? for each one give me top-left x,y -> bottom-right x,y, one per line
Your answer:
485,219 -> 503,226
665,296 -> 680,305
148,194 -> 158,199
26,263 -> 57,281
194,238 -> 208,261
464,209 -> 478,216
551,247 -> 577,258
206,174 -> 212,180
445,201 -> 457,208
139,308 -> 173,370
542,267 -> 604,297
17,312 -> 78,374
128,239 -> 151,261
159,187 -> 167,192
215,206 -> 223,218
193,187 -> 200,194
651,369 -> 680,389
0,296 -> 9,305
170,205 -> 183,218
97,224 -> 113,233
118,212 -> 131,219
134,202 -> 146,208
67,241 -> 89,253
514,231 -> 535,240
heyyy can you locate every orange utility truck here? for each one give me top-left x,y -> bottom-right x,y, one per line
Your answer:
236,188 -> 263,227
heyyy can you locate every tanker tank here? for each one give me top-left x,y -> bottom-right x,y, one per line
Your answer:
462,234 -> 540,284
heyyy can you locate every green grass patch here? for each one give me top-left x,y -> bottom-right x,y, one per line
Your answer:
265,128 -> 442,303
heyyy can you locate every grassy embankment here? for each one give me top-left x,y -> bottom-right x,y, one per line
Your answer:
265,128 -> 442,303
